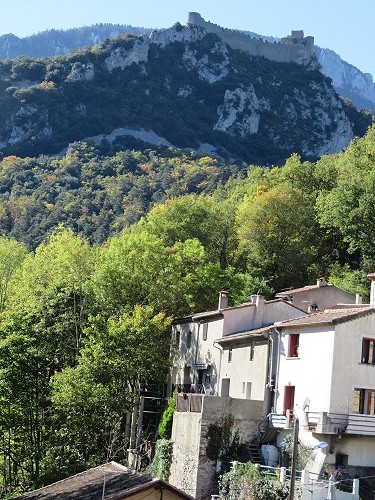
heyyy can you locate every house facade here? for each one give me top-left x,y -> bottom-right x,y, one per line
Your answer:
274,302 -> 375,477
170,290 -> 306,400
169,279 -> 363,498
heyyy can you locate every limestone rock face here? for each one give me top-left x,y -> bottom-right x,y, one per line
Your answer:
0,104 -> 51,149
0,20 -> 371,164
315,47 -> 375,111
183,41 -> 229,83
67,63 -> 95,82
104,39 -> 149,71
215,85 -> 263,136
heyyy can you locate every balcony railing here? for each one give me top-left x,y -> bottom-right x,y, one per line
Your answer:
176,393 -> 204,413
269,410 -> 375,436
306,411 -> 375,436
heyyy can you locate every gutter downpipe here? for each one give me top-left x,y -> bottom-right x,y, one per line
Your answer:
193,322 -> 200,387
273,327 -> 282,412
213,341 -> 223,396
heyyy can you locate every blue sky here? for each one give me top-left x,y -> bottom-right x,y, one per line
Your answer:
1,0 -> 374,77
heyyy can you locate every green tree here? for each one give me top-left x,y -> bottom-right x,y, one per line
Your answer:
236,184 -> 319,290
316,125 -> 375,263
47,305 -> 171,479
0,236 -> 28,311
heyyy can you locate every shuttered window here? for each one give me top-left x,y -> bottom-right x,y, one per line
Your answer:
353,388 -> 375,415
288,334 -> 299,358
362,338 -> 375,364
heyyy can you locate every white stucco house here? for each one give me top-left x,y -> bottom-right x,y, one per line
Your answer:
168,278 -> 365,498
271,276 -> 375,484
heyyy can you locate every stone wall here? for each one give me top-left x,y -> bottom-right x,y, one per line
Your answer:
169,396 -> 266,499
187,12 -> 314,65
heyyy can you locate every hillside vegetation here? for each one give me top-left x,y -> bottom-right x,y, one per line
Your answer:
0,124 -> 374,495
0,29 -> 371,164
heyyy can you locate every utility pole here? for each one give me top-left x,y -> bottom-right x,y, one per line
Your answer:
288,416 -> 299,500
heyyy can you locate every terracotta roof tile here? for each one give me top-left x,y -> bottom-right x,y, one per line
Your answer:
16,462 -> 154,500
276,306 -> 372,329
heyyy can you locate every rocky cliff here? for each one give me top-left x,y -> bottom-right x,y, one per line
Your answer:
315,46 -> 375,112
0,21 -> 371,164
0,18 -> 374,114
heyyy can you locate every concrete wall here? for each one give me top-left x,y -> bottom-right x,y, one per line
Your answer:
283,285 -> 358,312
220,340 -> 269,400
169,396 -> 266,499
169,412 -> 202,498
171,318 -> 223,394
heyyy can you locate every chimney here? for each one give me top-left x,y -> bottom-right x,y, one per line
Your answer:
256,289 -> 265,308
368,274 -> 375,306
218,290 -> 229,309
316,277 -> 327,288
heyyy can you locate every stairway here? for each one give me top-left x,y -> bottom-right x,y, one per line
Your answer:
248,442 -> 262,464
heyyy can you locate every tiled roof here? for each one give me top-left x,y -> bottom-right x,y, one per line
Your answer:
276,306 -> 372,329
276,284 -> 327,296
216,325 -> 272,347
16,462 -> 154,500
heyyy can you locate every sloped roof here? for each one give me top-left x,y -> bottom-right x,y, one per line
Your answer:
173,297 -> 304,325
276,306 -> 373,329
276,284 -> 321,297
215,325 -> 272,348
16,462 -> 193,500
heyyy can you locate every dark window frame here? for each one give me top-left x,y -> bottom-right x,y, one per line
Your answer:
362,338 -> 375,364
288,334 -> 300,358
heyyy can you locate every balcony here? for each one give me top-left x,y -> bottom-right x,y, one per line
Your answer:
306,412 -> 375,436
176,393 -> 204,413
269,411 -> 293,429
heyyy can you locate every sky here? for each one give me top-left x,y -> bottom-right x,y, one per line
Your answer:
1,0 -> 374,78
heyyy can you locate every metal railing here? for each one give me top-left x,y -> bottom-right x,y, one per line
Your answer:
176,393 -> 204,412
306,411 -> 375,436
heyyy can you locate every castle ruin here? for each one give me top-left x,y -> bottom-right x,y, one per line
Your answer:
187,12 -> 314,65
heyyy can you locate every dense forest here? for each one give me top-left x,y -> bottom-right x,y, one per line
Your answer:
0,123 -> 375,496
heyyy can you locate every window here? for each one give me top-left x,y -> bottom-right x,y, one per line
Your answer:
175,330 -> 180,348
362,338 -> 375,364
202,323 -> 208,341
336,454 -> 348,468
249,342 -> 255,361
353,388 -> 375,415
288,334 -> 299,358
186,330 -> 192,349
228,348 -> 232,362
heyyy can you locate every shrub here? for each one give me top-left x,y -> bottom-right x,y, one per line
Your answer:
219,462 -> 289,500
148,439 -> 173,480
158,391 -> 176,439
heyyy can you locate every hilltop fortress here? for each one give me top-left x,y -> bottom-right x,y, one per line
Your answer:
151,12 -> 314,66
187,13 -> 314,65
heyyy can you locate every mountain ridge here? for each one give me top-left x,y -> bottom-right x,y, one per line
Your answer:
0,16 -> 374,113
0,20 -> 371,165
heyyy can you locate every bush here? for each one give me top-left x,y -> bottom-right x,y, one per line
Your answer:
219,462 -> 289,500
148,439 -> 173,480
158,391 -> 176,439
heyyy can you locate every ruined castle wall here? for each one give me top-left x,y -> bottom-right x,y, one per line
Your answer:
187,12 -> 314,65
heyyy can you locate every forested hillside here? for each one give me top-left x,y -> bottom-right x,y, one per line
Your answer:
0,124 -> 375,496
0,28 -> 371,164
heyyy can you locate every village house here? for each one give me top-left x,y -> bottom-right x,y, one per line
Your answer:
168,278 -> 361,498
268,274 -> 375,497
